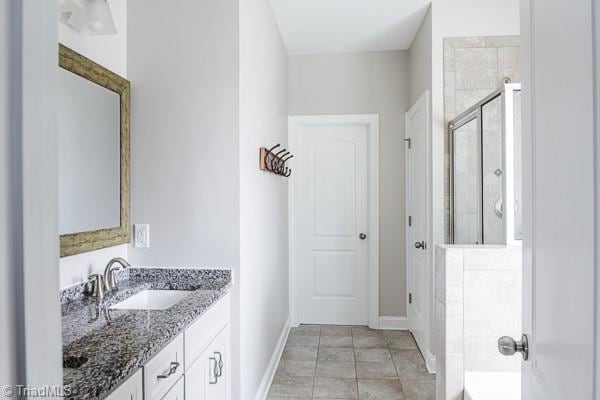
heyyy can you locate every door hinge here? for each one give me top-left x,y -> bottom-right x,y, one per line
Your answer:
408,216 -> 412,226
403,138 -> 412,149
408,293 -> 412,304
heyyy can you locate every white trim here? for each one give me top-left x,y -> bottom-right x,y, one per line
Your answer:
254,316 -> 291,400
424,350 -> 437,374
288,114 -> 380,329
404,91 -> 433,359
15,0 -> 63,388
379,316 -> 408,330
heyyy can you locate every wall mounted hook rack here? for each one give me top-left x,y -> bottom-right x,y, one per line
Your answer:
259,144 -> 293,177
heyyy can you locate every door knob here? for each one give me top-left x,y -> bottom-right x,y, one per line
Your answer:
498,334 -> 529,360
359,233 -> 367,240
414,241 -> 426,249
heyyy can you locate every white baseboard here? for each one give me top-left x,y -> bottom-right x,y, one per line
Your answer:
254,316 -> 291,400
424,349 -> 437,374
379,316 -> 408,330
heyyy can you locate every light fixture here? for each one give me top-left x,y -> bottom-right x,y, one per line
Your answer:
59,0 -> 117,35
85,0 -> 117,35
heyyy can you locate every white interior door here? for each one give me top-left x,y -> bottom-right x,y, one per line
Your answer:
290,115 -> 377,325
519,1 -> 598,398
405,93 -> 430,353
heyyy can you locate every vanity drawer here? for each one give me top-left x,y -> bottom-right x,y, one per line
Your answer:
184,294 -> 230,369
105,369 -> 143,400
144,334 -> 184,400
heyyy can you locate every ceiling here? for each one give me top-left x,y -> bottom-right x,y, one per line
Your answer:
270,0 -> 432,55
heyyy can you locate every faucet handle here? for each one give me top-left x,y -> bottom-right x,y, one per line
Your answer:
87,274 -> 105,299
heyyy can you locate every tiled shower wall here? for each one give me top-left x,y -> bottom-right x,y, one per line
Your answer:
444,36 -> 521,242
435,245 -> 522,400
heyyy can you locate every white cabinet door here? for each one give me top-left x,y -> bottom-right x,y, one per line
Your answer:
206,325 -> 230,400
161,377 -> 184,400
185,325 -> 230,400
105,369 -> 143,400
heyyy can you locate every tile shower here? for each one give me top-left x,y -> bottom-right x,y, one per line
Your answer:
438,36 -> 523,400
444,36 -> 521,244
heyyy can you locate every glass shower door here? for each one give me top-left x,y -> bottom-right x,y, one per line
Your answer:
449,83 -> 522,245
482,95 -> 504,244
452,117 -> 481,244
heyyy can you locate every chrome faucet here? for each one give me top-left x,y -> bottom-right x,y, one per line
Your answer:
103,257 -> 131,292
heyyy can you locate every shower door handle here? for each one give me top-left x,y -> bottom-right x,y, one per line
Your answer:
414,241 -> 427,250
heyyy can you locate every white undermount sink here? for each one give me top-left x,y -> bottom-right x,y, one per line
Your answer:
110,290 -> 192,310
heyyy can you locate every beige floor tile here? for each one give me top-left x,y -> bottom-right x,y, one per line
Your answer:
316,361 -> 356,379
356,361 -> 398,380
357,379 -> 406,399
268,326 -> 434,400
321,326 -> 352,337
287,334 -> 320,347
353,335 -> 387,349
268,376 -> 314,398
319,335 -> 353,348
351,326 -> 384,337
282,345 -> 318,361
318,347 -> 355,362
401,378 -> 436,400
386,336 -> 417,350
391,350 -> 431,381
275,359 -> 316,378
290,325 -> 321,336
390,349 -> 425,365
354,348 -> 393,363
313,377 -> 358,399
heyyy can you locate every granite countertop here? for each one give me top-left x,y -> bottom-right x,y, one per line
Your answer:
61,267 -> 232,400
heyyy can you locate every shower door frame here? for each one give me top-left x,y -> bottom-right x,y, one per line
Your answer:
449,83 -> 522,245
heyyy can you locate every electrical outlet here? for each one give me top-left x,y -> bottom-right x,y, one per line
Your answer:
133,224 -> 150,248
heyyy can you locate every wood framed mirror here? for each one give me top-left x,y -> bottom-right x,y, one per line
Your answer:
58,44 -> 130,257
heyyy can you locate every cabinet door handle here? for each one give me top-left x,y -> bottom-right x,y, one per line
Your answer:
157,361 -> 180,379
209,357 -> 218,384
214,351 -> 223,377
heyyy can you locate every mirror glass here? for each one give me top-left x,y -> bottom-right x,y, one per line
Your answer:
57,67 -> 121,235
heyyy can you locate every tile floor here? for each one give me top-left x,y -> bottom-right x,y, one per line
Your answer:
267,325 -> 435,400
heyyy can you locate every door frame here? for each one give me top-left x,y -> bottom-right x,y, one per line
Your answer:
288,114 -> 380,328
4,0 -> 63,390
404,91 -> 434,371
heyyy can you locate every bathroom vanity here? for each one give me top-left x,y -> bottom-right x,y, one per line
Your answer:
56,44 -> 234,400
61,267 -> 232,400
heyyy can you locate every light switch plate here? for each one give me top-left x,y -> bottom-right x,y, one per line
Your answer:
133,224 -> 150,248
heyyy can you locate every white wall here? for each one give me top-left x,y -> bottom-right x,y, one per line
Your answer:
239,0 -> 289,397
0,0 -> 18,386
288,51 -> 410,317
127,0 -> 241,395
58,0 -> 128,288
409,6 -> 432,106
58,0 -> 127,77
127,0 -> 239,269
